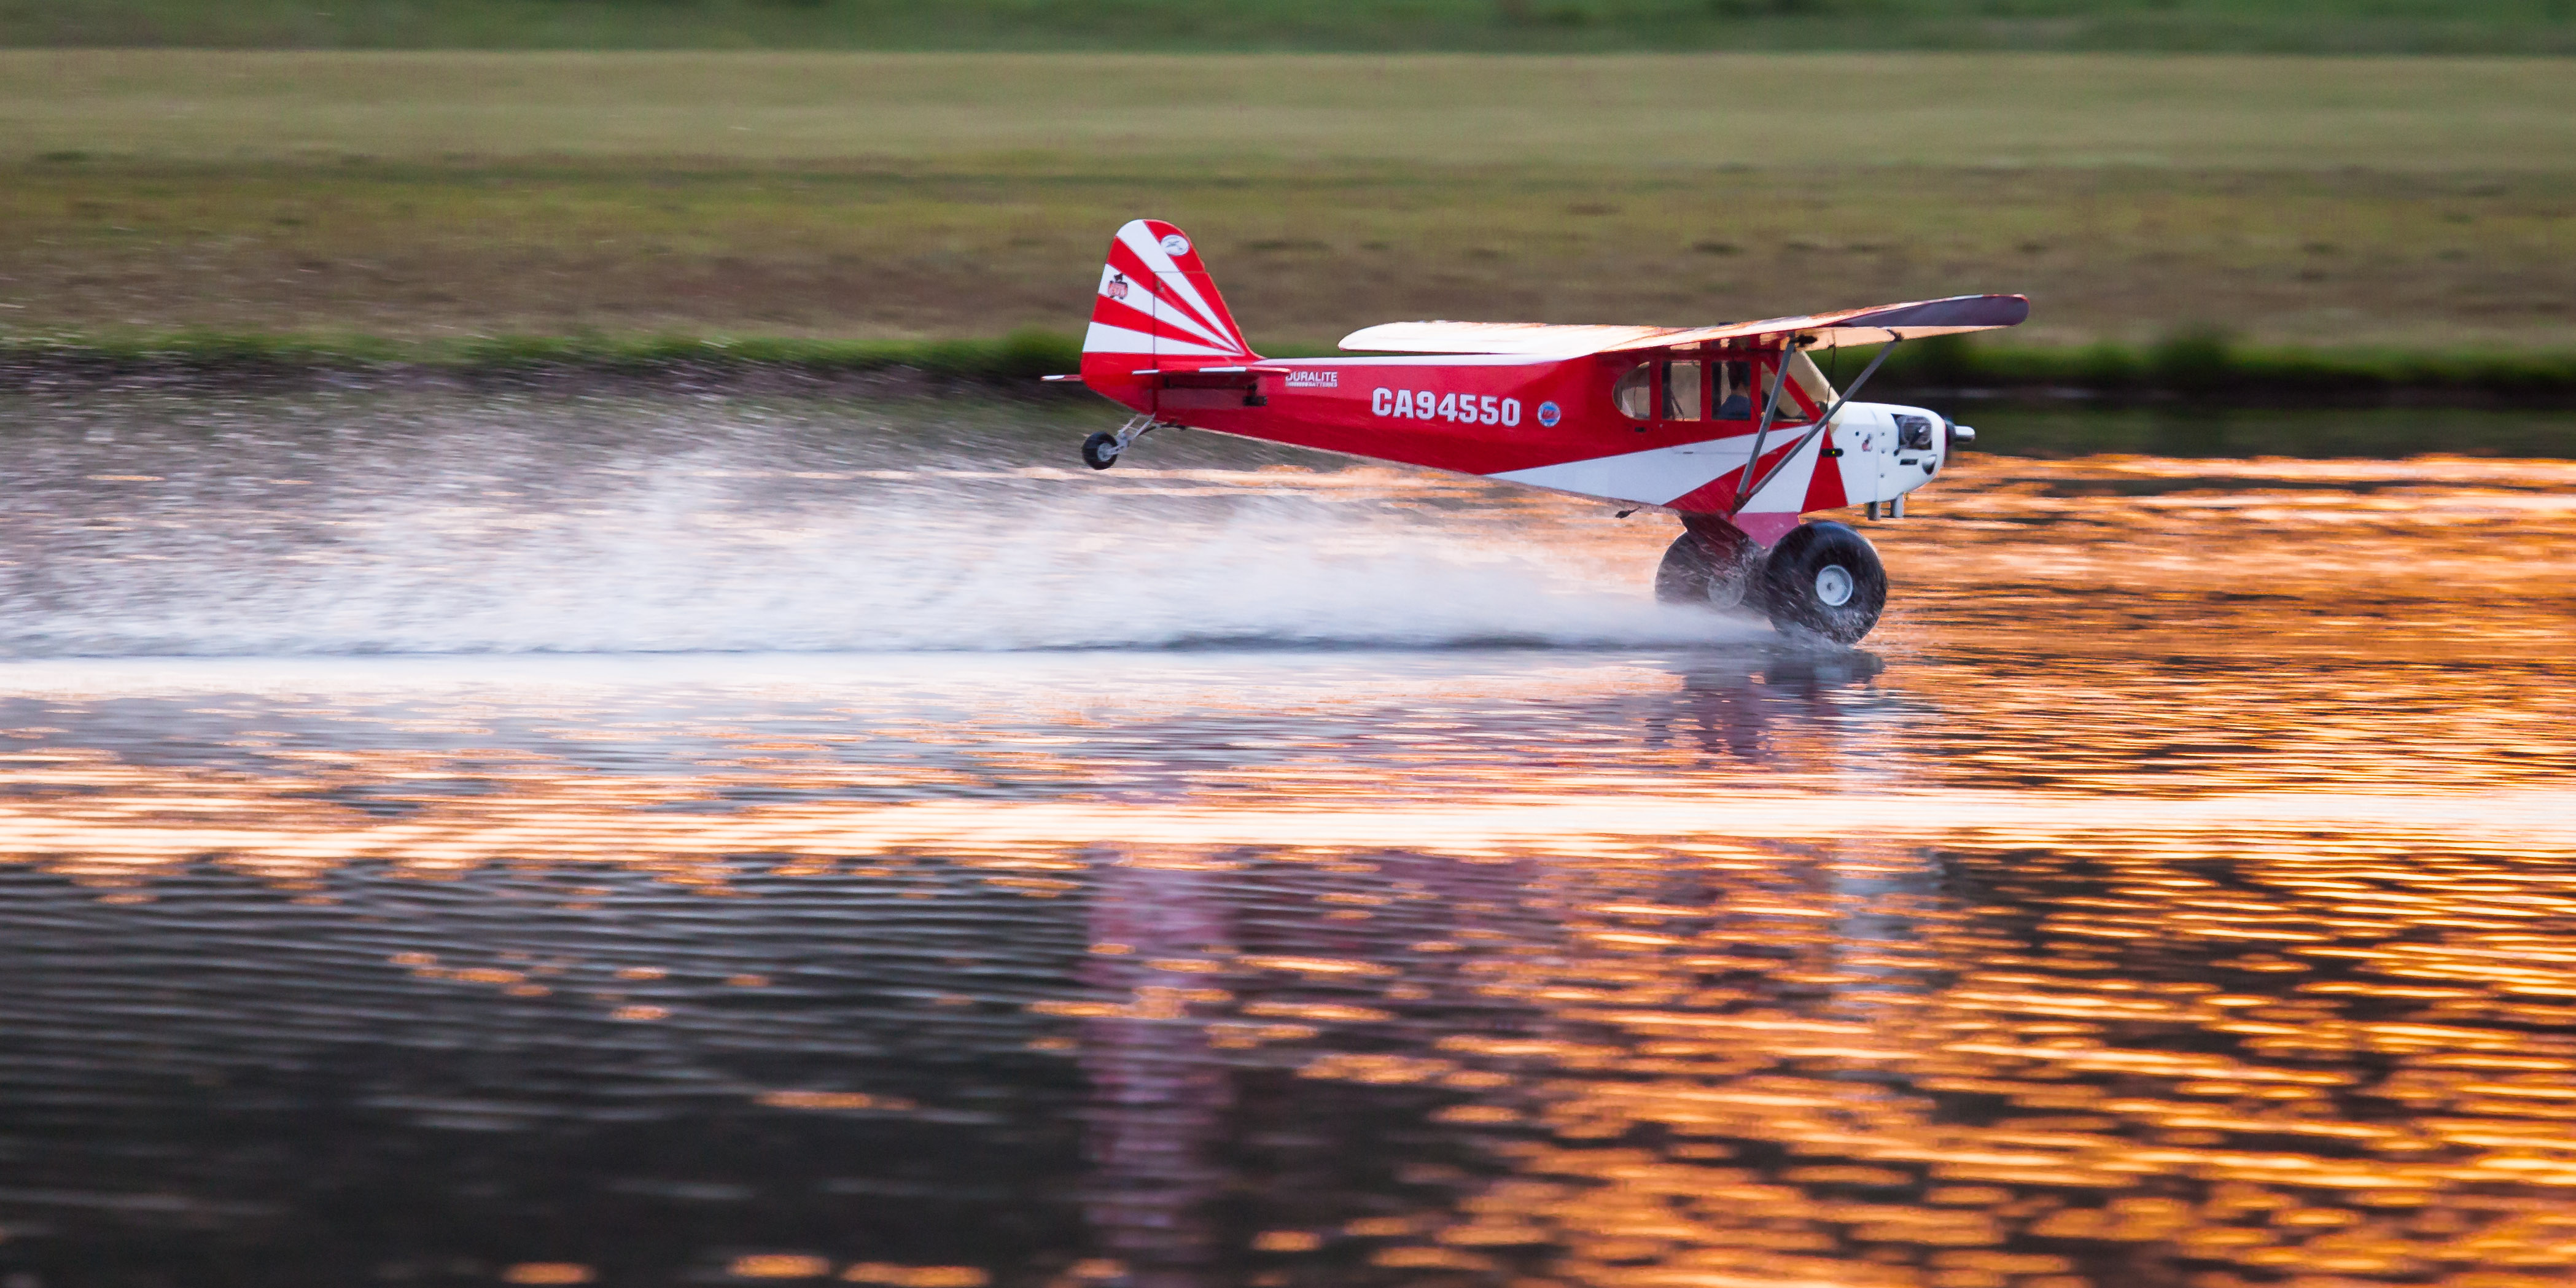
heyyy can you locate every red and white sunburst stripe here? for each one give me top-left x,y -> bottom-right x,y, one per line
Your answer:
1081,219 -> 1257,369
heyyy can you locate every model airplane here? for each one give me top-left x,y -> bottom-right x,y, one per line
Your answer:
1049,219 -> 2026,644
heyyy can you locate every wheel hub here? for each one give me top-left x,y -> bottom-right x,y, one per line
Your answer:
1814,564 -> 1854,607
1706,565 -> 1749,610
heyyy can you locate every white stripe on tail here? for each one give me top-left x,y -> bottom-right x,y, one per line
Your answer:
1082,220 -> 1258,381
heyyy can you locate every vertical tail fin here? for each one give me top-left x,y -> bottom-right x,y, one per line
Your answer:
1081,220 -> 1258,383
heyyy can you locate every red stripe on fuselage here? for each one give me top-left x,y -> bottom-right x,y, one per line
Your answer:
1122,357 -> 1772,479
1801,430 -> 1848,512
1086,349 -> 1851,526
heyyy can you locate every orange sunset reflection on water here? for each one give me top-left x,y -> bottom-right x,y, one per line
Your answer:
2,452 -> 2574,1288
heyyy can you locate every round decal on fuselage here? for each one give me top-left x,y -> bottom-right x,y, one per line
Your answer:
1536,400 -> 1562,427
1158,233 -> 1191,257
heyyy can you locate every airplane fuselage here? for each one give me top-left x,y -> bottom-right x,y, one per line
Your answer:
1088,349 -> 1951,546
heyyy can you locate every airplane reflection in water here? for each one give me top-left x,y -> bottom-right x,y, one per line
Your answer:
2,402 -> 2575,1287
1,642 -> 2574,1288
1070,818 -> 2576,1288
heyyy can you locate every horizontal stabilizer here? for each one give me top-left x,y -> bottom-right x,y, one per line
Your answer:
1341,293 -> 2029,356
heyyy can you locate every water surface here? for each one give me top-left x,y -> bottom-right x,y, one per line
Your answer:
2,392 -> 2574,1288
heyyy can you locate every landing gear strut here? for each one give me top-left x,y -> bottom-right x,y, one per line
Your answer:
1082,414 -> 1162,471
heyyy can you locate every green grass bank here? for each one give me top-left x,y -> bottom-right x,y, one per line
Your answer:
5,0 -> 2573,55
10,53 -> 2574,354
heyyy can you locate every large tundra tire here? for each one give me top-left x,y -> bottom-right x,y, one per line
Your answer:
1759,521 -> 1886,645
1654,526 -> 1759,611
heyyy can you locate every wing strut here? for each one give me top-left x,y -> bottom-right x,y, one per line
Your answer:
1729,336 -> 1811,514
1732,336 -> 1903,515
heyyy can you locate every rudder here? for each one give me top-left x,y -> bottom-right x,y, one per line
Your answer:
1081,220 -> 1257,383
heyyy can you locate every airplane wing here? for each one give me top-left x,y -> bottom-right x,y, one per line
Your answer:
1339,293 -> 2029,355
1334,321 -> 1676,357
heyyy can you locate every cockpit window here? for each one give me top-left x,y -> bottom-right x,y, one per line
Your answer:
1713,360 -> 1753,421
1660,362 -> 1702,421
1613,363 -> 1653,420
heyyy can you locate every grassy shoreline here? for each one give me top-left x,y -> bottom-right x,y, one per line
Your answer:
8,330 -> 2575,408
12,55 -> 2575,353
7,0 -> 2574,55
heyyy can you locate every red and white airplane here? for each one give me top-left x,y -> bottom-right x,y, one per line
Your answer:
1053,219 -> 2027,643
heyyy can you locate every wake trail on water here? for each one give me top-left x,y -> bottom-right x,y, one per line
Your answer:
0,392 -> 1754,657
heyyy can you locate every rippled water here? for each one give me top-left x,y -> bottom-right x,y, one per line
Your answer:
2,392 -> 2574,1288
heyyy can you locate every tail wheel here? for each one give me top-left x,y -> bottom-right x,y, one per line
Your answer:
1654,525 -> 1759,611
1759,521 -> 1887,645
1081,432 -> 1120,471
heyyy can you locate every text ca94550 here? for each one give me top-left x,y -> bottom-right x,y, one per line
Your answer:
1372,389 -> 1522,427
